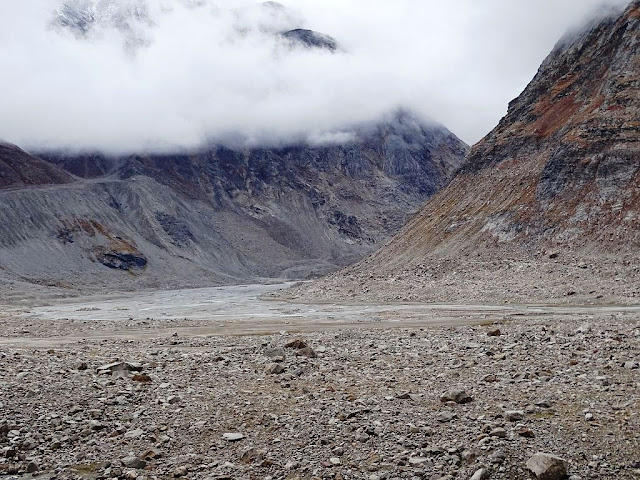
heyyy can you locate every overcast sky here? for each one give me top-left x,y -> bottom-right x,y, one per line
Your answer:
0,0 -> 631,153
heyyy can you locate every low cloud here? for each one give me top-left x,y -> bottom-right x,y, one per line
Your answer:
0,0 -> 631,153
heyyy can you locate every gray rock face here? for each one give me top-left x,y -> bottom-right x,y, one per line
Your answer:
526,453 -> 568,480
0,111 -> 466,296
281,29 -> 338,51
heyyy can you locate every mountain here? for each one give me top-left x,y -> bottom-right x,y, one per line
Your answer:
284,1 -> 640,305
51,0 -> 334,52
0,112 -> 467,296
0,143 -> 73,189
281,29 -> 338,51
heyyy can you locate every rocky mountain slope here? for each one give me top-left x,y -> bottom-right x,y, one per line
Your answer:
0,143 -> 72,190
285,1 -> 640,305
0,112 -> 467,298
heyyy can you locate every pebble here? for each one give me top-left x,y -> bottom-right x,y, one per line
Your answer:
437,411 -> 457,423
440,389 -> 473,404
505,410 -> 525,421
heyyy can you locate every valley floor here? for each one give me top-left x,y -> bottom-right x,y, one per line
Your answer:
0,284 -> 638,479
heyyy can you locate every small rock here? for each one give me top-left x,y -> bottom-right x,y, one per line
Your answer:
89,420 -> 104,431
26,462 -> 38,473
121,456 -> 147,470
526,453 -> 568,480
132,373 -> 152,383
297,346 -> 317,358
222,432 -> 244,442
505,410 -> 525,421
124,429 -> 144,439
240,447 -> 265,464
141,449 -> 163,460
285,339 -> 307,349
440,389 -> 473,404
264,347 -> 286,358
489,451 -> 506,464
516,427 -> 535,438
470,468 -> 490,480
462,449 -> 478,465
490,427 -> 506,438
487,329 -> 501,337
437,411 -> 456,423
265,363 -> 285,375
173,465 -> 188,477
97,362 -> 143,375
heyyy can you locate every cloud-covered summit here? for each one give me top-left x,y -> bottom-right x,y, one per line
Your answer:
0,0 -> 631,154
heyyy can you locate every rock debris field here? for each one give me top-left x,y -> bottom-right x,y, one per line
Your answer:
0,287 -> 639,480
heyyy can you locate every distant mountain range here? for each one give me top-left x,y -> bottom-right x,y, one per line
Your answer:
0,111 -> 467,296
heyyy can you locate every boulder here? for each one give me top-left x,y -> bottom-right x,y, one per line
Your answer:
526,453 -> 568,480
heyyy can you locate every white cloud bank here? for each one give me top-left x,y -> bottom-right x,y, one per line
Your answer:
0,0 -> 631,153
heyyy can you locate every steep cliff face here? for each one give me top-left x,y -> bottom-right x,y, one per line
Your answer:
0,112 -> 467,295
287,1 -> 640,305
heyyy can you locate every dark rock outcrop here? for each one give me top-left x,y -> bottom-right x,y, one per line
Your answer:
281,29 -> 338,51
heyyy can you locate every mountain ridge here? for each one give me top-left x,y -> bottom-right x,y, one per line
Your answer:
280,0 -> 640,305
0,111 -> 468,300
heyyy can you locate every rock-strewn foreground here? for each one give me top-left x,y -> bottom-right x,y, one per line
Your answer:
1,311 -> 638,479
281,1 -> 640,305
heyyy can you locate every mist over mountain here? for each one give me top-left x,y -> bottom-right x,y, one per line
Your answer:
0,111 -> 468,295
0,0 -> 631,153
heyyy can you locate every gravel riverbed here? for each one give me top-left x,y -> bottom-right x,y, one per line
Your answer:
1,303 -> 638,480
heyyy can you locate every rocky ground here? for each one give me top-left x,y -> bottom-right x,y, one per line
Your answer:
276,254 -> 640,306
1,307 -> 638,480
